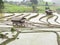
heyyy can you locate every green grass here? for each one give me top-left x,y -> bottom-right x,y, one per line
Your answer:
4,3 -> 33,13
4,3 -> 59,13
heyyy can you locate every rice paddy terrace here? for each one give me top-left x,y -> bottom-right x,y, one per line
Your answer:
1,13 -> 60,28
0,13 -> 60,45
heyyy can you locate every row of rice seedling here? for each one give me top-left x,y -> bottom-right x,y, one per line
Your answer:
28,13 -> 39,21
0,14 -> 14,19
7,13 -> 24,21
54,15 -> 60,24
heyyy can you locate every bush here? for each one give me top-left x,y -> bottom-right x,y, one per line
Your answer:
11,28 -> 16,33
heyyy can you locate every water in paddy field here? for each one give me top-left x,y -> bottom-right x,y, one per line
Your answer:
7,32 -> 58,45
0,13 -> 60,45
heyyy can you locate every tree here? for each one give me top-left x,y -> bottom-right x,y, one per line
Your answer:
0,0 -> 4,18
30,0 -> 38,12
0,0 -> 4,13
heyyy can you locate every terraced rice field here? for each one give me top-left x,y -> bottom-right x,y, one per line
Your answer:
1,13 -> 60,28
0,13 -> 60,45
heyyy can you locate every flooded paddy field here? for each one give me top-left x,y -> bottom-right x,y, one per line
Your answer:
0,13 -> 60,45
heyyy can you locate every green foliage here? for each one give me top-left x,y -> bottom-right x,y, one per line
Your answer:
11,28 -> 16,33
4,3 -> 33,13
30,0 -> 38,12
3,3 -> 57,13
0,0 -> 4,13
